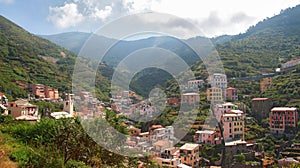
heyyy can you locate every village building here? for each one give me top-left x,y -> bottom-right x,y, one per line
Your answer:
193,130 -> 221,145
179,143 -> 200,168
260,77 -> 272,92
226,87 -> 238,101
251,98 -> 273,122
187,80 -> 204,89
207,87 -> 224,102
269,107 -> 298,134
182,93 -> 200,105
7,99 -> 39,121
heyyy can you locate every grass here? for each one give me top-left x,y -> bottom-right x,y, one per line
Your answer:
0,131 -> 27,168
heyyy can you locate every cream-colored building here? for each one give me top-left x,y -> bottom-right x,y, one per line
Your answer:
222,110 -> 245,142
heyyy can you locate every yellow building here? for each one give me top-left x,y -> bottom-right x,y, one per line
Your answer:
179,143 -> 200,167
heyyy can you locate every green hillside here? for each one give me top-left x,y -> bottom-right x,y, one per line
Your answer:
0,16 -> 111,100
218,5 -> 300,78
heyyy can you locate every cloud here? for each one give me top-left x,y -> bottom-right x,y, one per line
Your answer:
230,12 -> 256,24
193,11 -> 257,37
48,0 -> 116,29
123,0 -> 161,13
46,0 -> 300,37
0,0 -> 14,4
91,6 -> 112,21
48,3 -> 84,29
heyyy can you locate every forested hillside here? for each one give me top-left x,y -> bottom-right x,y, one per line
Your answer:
0,16 -> 111,100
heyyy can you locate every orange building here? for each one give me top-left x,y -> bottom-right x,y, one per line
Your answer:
28,84 -> 45,98
260,77 -> 272,92
179,143 -> 200,167
45,87 -> 59,99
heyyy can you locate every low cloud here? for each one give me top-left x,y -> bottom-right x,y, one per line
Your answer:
195,11 -> 257,37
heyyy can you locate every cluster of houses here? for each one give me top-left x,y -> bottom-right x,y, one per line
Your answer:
0,91 -> 75,121
126,124 -> 203,167
1,70 -> 300,167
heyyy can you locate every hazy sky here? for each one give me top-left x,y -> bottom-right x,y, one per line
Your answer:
0,0 -> 299,37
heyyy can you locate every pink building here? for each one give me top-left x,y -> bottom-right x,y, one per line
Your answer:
270,107 -> 298,134
214,102 -> 238,122
226,87 -> 238,101
194,130 -> 221,144
182,93 -> 200,105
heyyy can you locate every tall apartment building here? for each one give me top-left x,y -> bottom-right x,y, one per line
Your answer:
252,98 -> 273,122
270,107 -> 298,134
221,110 -> 245,142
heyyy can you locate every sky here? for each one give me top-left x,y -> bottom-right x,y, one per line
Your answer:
0,0 -> 300,38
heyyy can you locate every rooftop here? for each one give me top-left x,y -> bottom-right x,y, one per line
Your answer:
153,140 -> 171,147
227,87 -> 237,90
183,93 -> 200,96
50,112 -> 73,119
271,107 -> 297,111
223,113 -> 243,117
252,98 -> 269,101
284,58 -> 300,65
195,130 -> 215,134
180,143 -> 199,150
225,140 -> 247,147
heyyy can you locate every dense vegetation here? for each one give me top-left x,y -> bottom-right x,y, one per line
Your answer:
0,15 -> 112,100
0,114 -> 155,168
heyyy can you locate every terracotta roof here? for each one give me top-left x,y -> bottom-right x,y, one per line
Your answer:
227,87 -> 238,90
153,140 -> 171,147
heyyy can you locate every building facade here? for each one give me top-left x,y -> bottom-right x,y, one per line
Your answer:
8,99 -> 39,120
207,87 -> 223,102
182,93 -> 200,105
187,80 -> 204,89
222,110 -> 245,142
226,87 -> 238,101
251,98 -> 272,122
179,143 -> 200,167
208,73 -> 227,89
269,107 -> 298,134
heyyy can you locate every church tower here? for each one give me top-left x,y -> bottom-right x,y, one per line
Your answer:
63,93 -> 74,116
